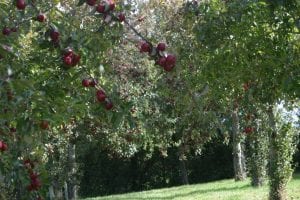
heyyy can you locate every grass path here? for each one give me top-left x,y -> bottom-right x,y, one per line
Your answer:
82,174 -> 300,200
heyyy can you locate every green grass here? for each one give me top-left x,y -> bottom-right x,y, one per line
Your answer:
81,174 -> 300,200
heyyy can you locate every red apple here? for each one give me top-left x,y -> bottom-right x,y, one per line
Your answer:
50,30 -> 60,42
109,2 -> 115,11
24,159 -> 35,169
64,56 -> 73,66
107,0 -> 115,11
2,27 -> 11,36
30,172 -> 39,180
166,54 -> 176,66
0,141 -> 8,152
96,3 -> 106,13
24,159 -> 31,168
37,14 -> 46,22
31,178 -> 41,189
244,127 -> 253,134
89,79 -> 97,87
16,0 -> 26,10
86,0 -> 96,6
105,101 -> 113,110
118,13 -> 125,22
64,48 -> 73,57
157,43 -> 166,51
82,79 -> 90,87
40,120 -> 49,130
163,64 -> 175,72
157,57 -> 167,67
96,89 -> 106,102
140,41 -> 151,53
163,54 -> 176,72
72,54 -> 81,66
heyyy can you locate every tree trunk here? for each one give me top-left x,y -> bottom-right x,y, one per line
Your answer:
130,154 -> 139,191
179,159 -> 189,185
249,141 -> 266,187
267,107 -> 287,200
248,114 -> 267,187
49,185 -> 55,200
241,143 -> 247,178
67,143 -> 77,200
232,108 -> 247,181
178,146 -> 189,185
64,182 -> 69,200
50,179 -> 63,200
249,142 -> 265,187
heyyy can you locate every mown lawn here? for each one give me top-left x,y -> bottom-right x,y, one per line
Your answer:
81,173 -> 300,200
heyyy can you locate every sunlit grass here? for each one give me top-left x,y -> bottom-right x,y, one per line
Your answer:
81,173 -> 300,200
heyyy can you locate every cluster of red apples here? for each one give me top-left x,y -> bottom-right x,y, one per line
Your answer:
82,78 -> 114,110
2,0 -> 178,114
24,159 -> 43,200
15,0 -> 124,25
244,112 -> 254,134
140,41 -> 177,72
0,120 -> 49,153
62,48 -> 81,68
2,0 -> 46,36
86,0 -> 126,23
2,16 -> 45,36
2,26 -> 18,36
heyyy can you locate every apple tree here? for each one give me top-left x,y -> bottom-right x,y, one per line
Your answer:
0,0 -> 178,199
188,0 -> 299,199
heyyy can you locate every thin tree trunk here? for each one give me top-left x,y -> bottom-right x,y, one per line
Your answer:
130,154 -> 139,191
67,143 -> 77,200
178,146 -> 189,185
179,159 -> 189,185
232,108 -> 247,181
51,179 -> 63,200
64,182 -> 69,200
267,107 -> 287,200
49,185 -> 55,200
241,143 -> 247,177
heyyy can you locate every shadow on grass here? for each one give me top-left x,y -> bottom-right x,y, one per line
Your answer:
84,174 -> 300,200
95,184 -> 251,200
